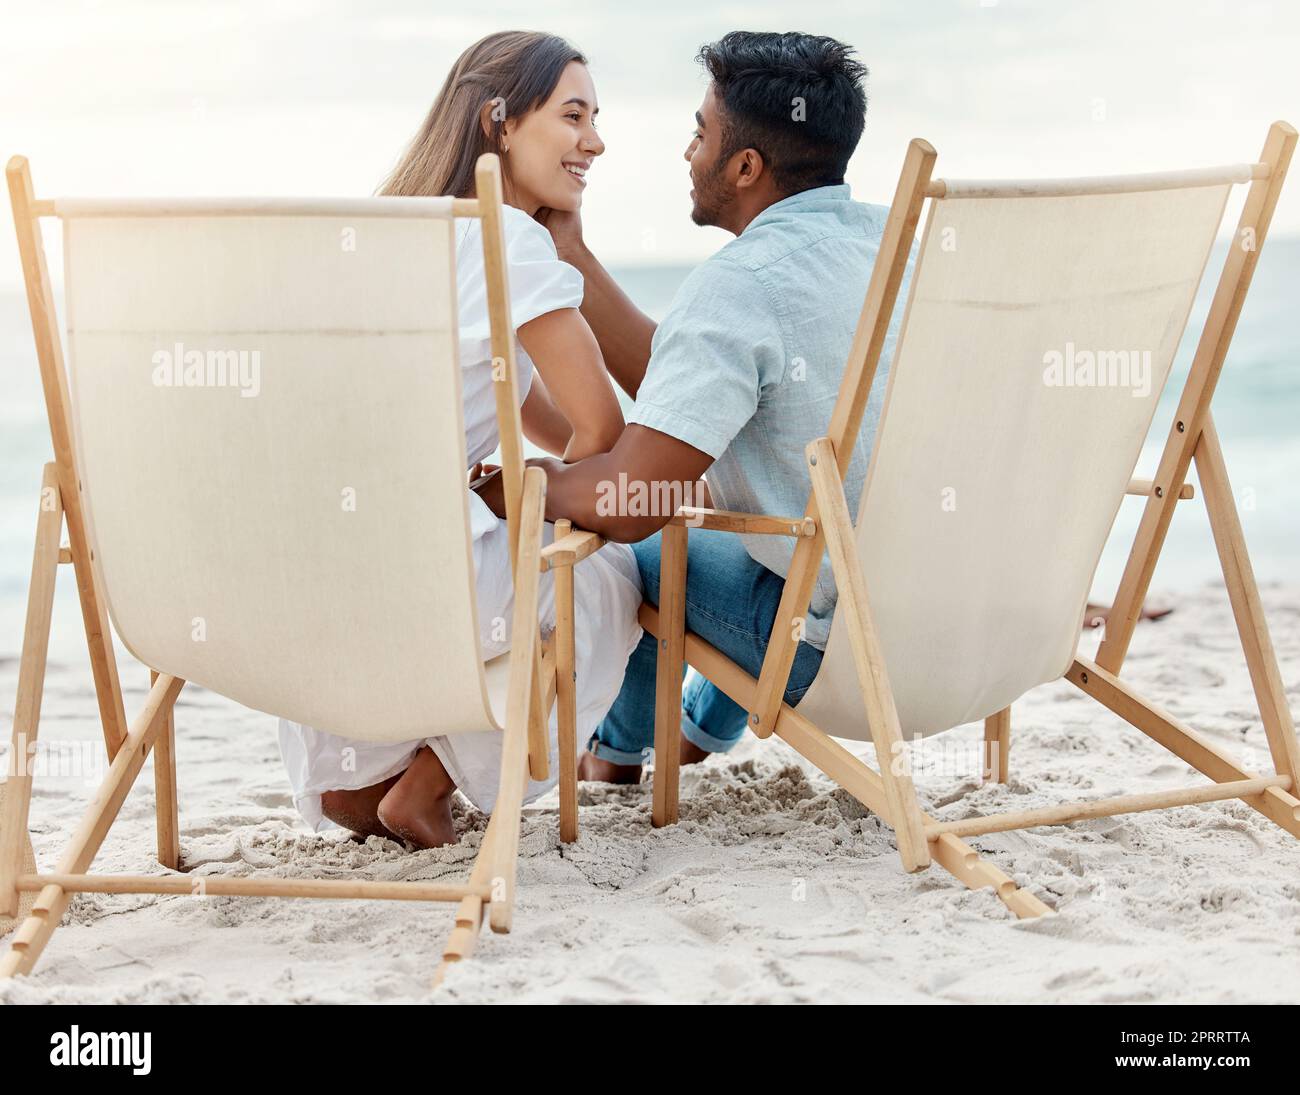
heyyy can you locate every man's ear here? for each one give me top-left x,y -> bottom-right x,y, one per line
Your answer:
732,147 -> 766,190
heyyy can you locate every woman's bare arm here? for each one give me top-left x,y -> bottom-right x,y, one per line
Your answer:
517,307 -> 624,461
520,375 -> 573,457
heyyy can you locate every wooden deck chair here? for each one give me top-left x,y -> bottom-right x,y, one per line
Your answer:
0,152 -> 603,985
645,123 -> 1299,918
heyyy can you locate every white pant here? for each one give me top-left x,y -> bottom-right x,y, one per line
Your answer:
277,500 -> 643,830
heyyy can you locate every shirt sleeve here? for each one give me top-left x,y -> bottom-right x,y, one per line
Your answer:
629,257 -> 783,460
500,206 -> 584,329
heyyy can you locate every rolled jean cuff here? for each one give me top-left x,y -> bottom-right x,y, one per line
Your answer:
680,713 -> 742,755
585,737 -> 648,767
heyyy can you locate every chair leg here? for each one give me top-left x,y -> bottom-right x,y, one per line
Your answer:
983,707 -> 1011,784
489,468 -> 545,935
809,439 -> 931,872
526,648 -> 550,783
434,781 -> 525,984
488,671 -> 531,934
150,669 -> 181,870
434,808 -> 506,984
1,464 -> 62,921
553,524 -> 579,843
436,895 -> 485,981
1195,417 -> 1300,793
432,470 -> 545,984
652,522 -> 687,828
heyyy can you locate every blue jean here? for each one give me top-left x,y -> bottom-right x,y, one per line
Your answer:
588,528 -> 825,765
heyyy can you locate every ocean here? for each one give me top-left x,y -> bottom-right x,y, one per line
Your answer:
1,240 -> 1297,662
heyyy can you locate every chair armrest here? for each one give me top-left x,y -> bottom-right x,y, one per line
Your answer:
539,527 -> 606,571
669,507 -> 817,538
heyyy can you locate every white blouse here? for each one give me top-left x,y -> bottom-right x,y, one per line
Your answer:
454,205 -> 584,470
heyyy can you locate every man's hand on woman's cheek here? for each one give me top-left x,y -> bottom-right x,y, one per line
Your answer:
533,206 -> 587,263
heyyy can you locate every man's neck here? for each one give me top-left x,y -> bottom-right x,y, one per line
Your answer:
726,179 -> 841,235
726,190 -> 785,236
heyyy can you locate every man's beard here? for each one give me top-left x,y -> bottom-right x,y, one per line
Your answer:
689,159 -> 734,228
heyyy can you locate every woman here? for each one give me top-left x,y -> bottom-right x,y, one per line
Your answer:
278,31 -> 643,847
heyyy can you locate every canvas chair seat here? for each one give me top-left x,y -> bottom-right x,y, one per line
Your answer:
60,203 -> 501,743
798,182 -> 1231,740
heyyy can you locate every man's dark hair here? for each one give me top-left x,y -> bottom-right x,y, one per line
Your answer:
696,31 -> 867,195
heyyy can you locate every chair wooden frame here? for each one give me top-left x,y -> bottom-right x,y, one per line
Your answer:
0,152 -> 599,985
647,123 -> 1299,919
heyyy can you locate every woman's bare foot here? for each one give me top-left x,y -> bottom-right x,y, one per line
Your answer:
320,774 -> 403,842
376,746 -> 457,848
1083,600 -> 1174,629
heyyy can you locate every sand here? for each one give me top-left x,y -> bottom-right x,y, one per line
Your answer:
2,580 -> 1299,1004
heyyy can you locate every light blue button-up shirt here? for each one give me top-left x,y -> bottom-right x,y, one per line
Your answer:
629,183 -> 912,649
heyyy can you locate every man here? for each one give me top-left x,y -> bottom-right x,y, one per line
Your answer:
490,30 -> 911,779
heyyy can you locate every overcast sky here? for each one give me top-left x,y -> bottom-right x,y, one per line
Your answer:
2,0 -> 1297,286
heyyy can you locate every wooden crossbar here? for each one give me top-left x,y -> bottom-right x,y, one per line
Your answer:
17,874 -> 487,902
926,776 -> 1291,839
539,526 -> 605,571
926,162 -> 1267,199
32,197 -> 481,218
669,507 -> 817,537
1127,478 -> 1194,500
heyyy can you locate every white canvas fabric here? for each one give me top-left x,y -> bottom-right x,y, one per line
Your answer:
797,181 -> 1231,741
61,209 -> 500,743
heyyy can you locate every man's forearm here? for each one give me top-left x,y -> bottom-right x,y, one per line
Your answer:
537,453 -> 669,543
562,244 -> 657,400
476,424 -> 713,543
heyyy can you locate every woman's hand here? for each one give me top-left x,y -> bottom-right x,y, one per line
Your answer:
468,461 -> 501,488
534,205 -> 587,263
471,463 -> 507,518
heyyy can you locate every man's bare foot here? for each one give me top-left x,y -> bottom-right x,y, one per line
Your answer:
577,750 -> 642,784
376,746 -> 457,848
1083,601 -> 1174,629
320,774 -> 403,842
679,734 -> 710,765
576,731 -> 712,784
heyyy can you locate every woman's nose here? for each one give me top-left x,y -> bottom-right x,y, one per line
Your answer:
584,129 -> 605,157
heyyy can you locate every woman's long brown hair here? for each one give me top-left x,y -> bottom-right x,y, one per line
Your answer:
378,30 -> 586,199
